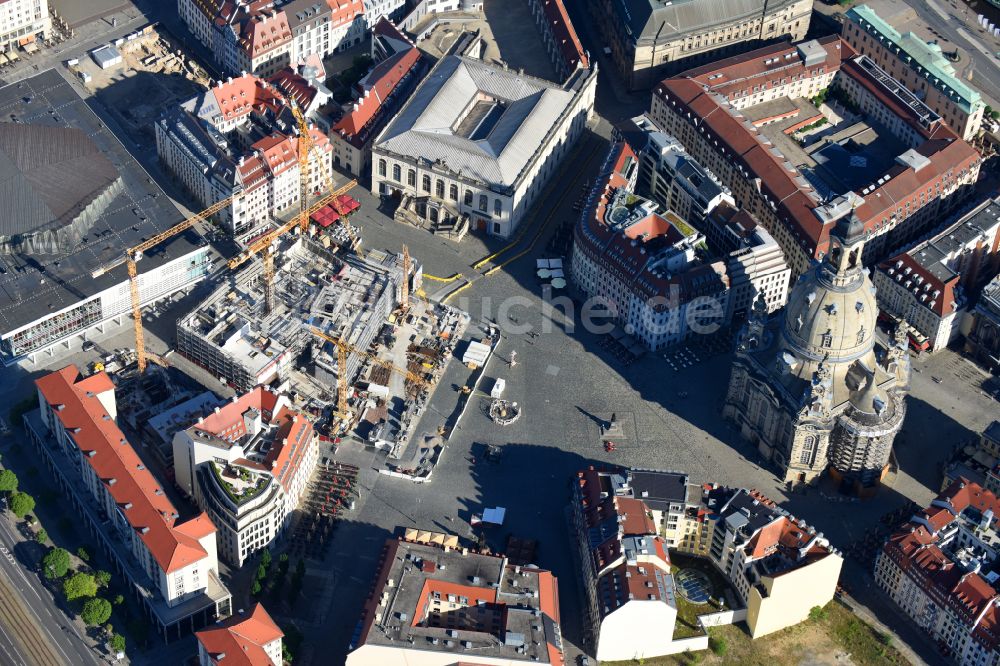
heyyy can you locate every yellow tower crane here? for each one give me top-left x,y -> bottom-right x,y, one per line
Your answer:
308,326 -> 430,419
91,195 -> 235,374
227,180 -> 358,293
290,104 -> 364,254
400,244 -> 410,313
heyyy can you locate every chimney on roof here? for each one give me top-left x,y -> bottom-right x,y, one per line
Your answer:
140,526 -> 150,536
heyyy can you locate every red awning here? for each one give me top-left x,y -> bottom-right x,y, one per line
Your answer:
310,205 -> 340,228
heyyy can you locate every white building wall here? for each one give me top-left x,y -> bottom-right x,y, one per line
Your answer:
4,246 -> 211,366
0,0 -> 50,52
178,0 -> 213,49
596,601 -> 679,662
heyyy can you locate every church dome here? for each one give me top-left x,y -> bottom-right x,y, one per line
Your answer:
781,217 -> 879,363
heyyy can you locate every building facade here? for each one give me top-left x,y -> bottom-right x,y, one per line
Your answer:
0,0 -> 49,54
707,204 -> 791,322
724,218 -> 912,493
526,0 -> 589,84
650,36 -> 981,278
875,196 -> 1000,353
178,0 -> 365,77
593,0 -> 811,90
842,4 -> 984,141
27,366 -> 232,641
697,487 -> 842,638
155,74 -> 333,240
330,18 -> 423,177
571,468 -> 679,661
967,275 -> 1000,373
570,142 -> 731,351
173,388 -> 318,567
573,468 -> 842,649
876,480 -> 1000,665
371,55 -> 596,238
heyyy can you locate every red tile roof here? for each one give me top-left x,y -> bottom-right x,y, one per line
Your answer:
196,603 -> 283,666
36,367 -> 213,574
328,0 -> 364,29
192,388 -> 313,494
574,142 -> 729,305
240,10 -> 291,59
883,480 -> 1000,651
538,0 -> 588,72
332,31 -> 421,149
655,42 -> 981,261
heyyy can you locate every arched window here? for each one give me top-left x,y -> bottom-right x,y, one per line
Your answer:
436,179 -> 445,198
377,159 -> 386,177
464,190 -> 473,206
479,194 -> 488,212
407,169 -> 415,186
422,175 -> 431,193
392,164 -> 401,182
494,199 -> 502,216
449,184 -> 458,200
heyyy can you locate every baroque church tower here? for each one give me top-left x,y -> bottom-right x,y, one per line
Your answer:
723,215 -> 910,495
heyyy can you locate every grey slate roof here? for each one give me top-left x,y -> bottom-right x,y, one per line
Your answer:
374,56 -> 575,187
0,69 -> 205,335
628,469 -> 689,510
614,0 -> 801,44
0,124 -> 119,237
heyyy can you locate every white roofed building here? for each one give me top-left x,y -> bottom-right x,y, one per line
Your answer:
371,55 -> 596,238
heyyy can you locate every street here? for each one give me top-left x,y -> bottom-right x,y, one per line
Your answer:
0,486 -> 102,666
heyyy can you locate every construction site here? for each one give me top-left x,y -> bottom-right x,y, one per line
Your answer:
176,233 -> 463,454
70,23 -> 210,146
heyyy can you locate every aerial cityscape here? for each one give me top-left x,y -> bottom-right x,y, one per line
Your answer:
1,0 -> 1000,665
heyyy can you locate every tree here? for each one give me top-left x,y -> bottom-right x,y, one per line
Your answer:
102,623 -> 113,636
63,572 -> 98,601
709,636 -> 727,656
112,594 -> 124,606
8,491 -> 34,518
809,605 -> 829,621
34,528 -> 47,544
0,469 -> 17,494
80,597 -> 112,626
95,570 -> 111,588
261,548 -> 272,571
42,548 -> 71,579
256,563 -> 267,581
250,580 -> 262,596
76,546 -> 90,562
109,633 -> 126,654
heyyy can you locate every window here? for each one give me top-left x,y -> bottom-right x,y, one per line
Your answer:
436,179 -> 445,198
392,164 -> 401,182
422,175 -> 431,193
465,190 -> 473,206
479,194 -> 488,212
407,169 -> 415,186
494,198 -> 502,216
377,159 -> 386,177
449,184 -> 458,200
